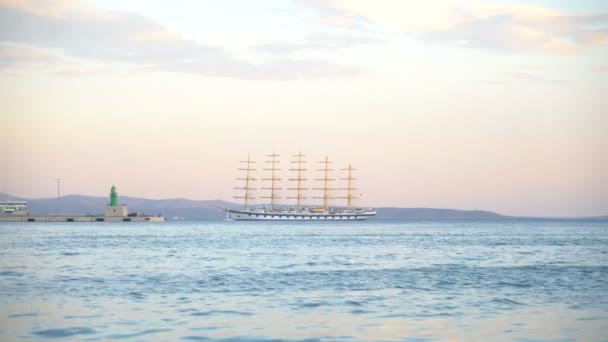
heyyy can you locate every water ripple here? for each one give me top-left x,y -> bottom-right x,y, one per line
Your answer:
1,220 -> 607,341
106,328 -> 172,339
31,327 -> 95,338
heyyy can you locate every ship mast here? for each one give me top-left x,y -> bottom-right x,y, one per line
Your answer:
314,156 -> 335,211
234,154 -> 256,211
261,150 -> 281,210
339,164 -> 358,209
288,152 -> 307,211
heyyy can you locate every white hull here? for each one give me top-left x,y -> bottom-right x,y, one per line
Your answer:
226,209 -> 376,221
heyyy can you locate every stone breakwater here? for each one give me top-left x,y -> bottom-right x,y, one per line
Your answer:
0,215 -> 164,222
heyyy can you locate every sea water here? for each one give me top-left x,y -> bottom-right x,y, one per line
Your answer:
0,220 -> 607,341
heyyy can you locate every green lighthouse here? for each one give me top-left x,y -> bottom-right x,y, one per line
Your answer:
110,185 -> 118,206
105,185 -> 129,218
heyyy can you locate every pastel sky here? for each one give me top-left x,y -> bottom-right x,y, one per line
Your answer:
1,0 -> 607,217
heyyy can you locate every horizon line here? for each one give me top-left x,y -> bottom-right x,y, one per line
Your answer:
2,192 -> 607,220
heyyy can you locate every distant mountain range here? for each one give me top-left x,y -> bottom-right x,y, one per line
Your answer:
1,193 -> 606,221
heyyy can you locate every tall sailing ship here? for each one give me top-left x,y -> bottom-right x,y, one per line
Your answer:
220,152 -> 376,221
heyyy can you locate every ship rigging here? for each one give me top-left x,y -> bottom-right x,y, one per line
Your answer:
222,152 -> 376,221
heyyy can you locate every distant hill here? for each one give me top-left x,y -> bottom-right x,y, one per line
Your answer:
1,193 -> 606,221
376,207 -> 509,220
0,193 -> 233,220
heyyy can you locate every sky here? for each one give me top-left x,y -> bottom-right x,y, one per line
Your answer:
1,0 -> 607,217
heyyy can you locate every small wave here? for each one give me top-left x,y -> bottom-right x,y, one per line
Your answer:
9,312 -> 42,318
107,328 -> 172,339
351,309 -> 374,314
378,313 -> 409,318
577,316 -> 606,321
379,312 -> 462,318
431,263 -> 462,267
298,302 -> 326,308
0,271 -> 24,277
181,337 -> 214,341
345,300 -> 363,306
191,310 -> 253,317
491,298 -> 525,306
64,314 -> 102,319
61,252 -> 80,256
495,281 -> 532,288
113,319 -> 140,326
31,327 -> 95,338
190,326 -> 223,331
128,291 -> 146,300
182,336 -> 321,342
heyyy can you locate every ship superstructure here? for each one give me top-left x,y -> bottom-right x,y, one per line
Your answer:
0,201 -> 28,215
222,152 -> 376,221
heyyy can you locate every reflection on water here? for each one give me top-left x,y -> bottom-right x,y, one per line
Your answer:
0,220 -> 607,340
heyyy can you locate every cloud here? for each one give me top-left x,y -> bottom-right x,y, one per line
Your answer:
0,0 -> 99,18
0,0 -> 360,79
591,65 -> 608,73
482,70 -> 571,86
481,63 -> 572,85
479,79 -> 508,86
506,71 -> 571,85
298,0 -> 608,55
155,58 -> 361,80
298,0 -> 371,29
51,66 -> 116,77
0,43 -> 60,66
254,33 -> 381,55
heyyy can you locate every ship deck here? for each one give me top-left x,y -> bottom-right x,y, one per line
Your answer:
227,209 -> 376,221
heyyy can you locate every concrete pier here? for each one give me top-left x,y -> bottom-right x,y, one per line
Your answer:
0,185 -> 165,222
0,215 -> 165,222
